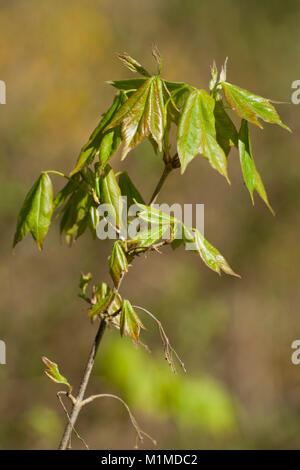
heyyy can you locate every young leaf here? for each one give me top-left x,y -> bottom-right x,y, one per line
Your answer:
89,206 -> 99,233
109,241 -> 128,288
70,92 -> 126,176
100,164 -> 123,229
221,82 -> 290,131
177,89 -> 229,181
53,175 -> 80,210
238,119 -> 274,214
42,356 -> 71,391
193,229 -> 240,277
107,78 -> 147,91
214,100 -> 238,155
129,225 -> 168,247
136,202 -> 174,226
88,292 -> 113,318
120,299 -> 145,343
79,272 -> 92,296
118,171 -> 145,206
104,77 -> 165,160
13,172 -> 53,250
117,53 -> 151,77
59,183 -> 91,244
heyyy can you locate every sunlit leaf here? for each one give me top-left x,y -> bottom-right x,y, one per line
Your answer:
109,241 -> 128,288
88,206 -> 99,234
79,272 -> 92,296
107,78 -> 147,91
42,356 -> 71,391
117,54 -> 150,77
135,202 -> 174,227
222,82 -> 290,131
193,229 -> 239,277
13,172 -> 53,251
238,119 -> 274,214
104,77 -> 165,159
88,292 -> 113,318
177,89 -> 229,181
120,299 -> 145,342
70,92 -> 126,176
130,225 -> 168,247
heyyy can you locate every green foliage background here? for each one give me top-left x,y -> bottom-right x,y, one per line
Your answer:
1,0 -> 300,449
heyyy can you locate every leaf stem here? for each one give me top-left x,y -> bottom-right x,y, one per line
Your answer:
148,165 -> 172,205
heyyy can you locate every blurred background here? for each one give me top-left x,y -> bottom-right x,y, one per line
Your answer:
1,0 -> 300,450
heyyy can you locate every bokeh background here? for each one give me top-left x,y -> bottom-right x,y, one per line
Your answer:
1,0 -> 300,449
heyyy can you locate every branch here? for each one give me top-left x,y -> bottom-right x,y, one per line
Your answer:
58,163 -> 174,450
81,393 -> 156,448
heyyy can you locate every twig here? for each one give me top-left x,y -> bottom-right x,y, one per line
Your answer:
133,305 -> 186,374
81,393 -> 157,448
148,166 -> 172,205
58,164 -> 173,450
57,391 -> 89,450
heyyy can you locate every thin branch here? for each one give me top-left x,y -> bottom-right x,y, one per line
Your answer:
57,391 -> 89,450
133,305 -> 186,374
58,163 -> 174,450
81,393 -> 157,448
58,319 -> 107,449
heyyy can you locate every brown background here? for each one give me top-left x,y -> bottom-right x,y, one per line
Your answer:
1,0 -> 300,449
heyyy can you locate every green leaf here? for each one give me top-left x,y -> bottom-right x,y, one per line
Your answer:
87,206 -> 99,238
214,100 -> 238,155
79,272 -> 92,296
238,119 -> 274,214
109,241 -> 128,288
104,77 -> 165,159
13,172 -> 53,251
164,80 -> 190,94
193,229 -> 239,277
118,171 -> 145,206
107,78 -> 147,91
177,89 -> 229,181
135,202 -> 174,226
130,225 -> 168,247
42,356 -> 71,391
53,175 -> 80,210
97,281 -> 111,301
117,54 -> 151,77
221,82 -> 290,131
120,299 -> 145,342
70,92 -> 126,176
88,292 -> 113,318
100,164 -> 123,229
59,183 -> 91,244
